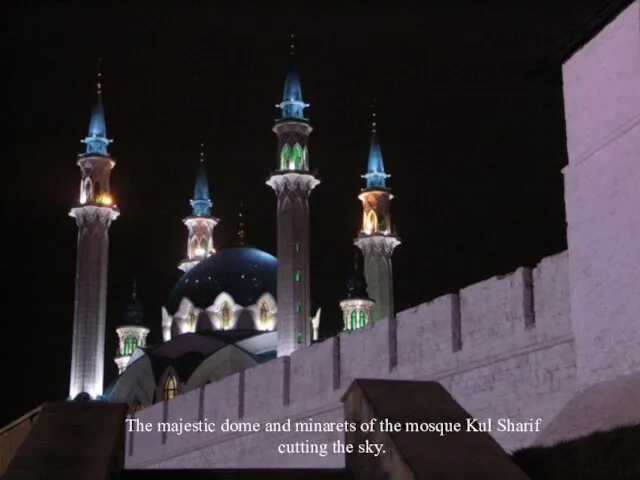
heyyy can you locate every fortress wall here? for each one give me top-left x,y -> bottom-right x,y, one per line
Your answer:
562,1 -> 640,385
128,400 -> 164,466
202,372 -> 240,425
289,337 -> 341,411
339,315 -> 392,386
127,251 -> 576,466
531,251 -> 571,339
396,294 -> 457,377
452,267 -> 537,365
444,339 -> 577,451
244,357 -> 288,421
164,388 -> 201,450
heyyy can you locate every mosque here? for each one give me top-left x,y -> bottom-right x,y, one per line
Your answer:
67,47 -> 396,410
54,1 -> 640,469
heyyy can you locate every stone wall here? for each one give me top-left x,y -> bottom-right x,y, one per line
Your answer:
562,0 -> 640,386
127,251 -> 577,468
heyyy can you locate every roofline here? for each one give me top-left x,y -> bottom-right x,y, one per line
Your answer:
525,0 -> 634,80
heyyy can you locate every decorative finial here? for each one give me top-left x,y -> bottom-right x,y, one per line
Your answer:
238,202 -> 245,244
371,99 -> 377,133
132,276 -> 137,300
96,57 -> 103,94
199,139 -> 204,163
289,32 -> 295,56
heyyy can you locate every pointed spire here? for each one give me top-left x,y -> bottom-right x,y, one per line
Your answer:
363,100 -> 390,189
190,140 -> 213,217
123,276 -> 144,325
82,57 -> 112,156
237,202 -> 245,245
277,33 -> 309,121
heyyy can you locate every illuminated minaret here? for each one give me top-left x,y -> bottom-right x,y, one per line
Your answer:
179,142 -> 218,272
266,35 -> 319,357
114,279 -> 150,374
68,65 -> 120,399
354,107 -> 400,324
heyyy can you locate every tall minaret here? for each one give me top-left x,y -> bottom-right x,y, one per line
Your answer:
354,107 -> 400,324
266,35 -> 319,357
179,143 -> 218,272
114,279 -> 150,374
68,67 -> 120,399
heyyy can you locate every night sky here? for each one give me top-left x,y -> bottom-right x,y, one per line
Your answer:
2,2 -> 616,426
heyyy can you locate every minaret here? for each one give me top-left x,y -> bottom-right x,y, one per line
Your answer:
114,279 -> 150,374
179,142 -> 218,272
354,107 -> 400,324
68,66 -> 120,399
266,35 -> 319,357
340,252 -> 375,331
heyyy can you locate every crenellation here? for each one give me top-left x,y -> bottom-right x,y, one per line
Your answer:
339,316 -> 391,386
202,373 -> 240,426
289,337 -> 340,411
396,293 -> 457,377
243,357 -> 289,421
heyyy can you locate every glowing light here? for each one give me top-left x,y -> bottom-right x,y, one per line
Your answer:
194,247 -> 205,257
98,194 -> 113,206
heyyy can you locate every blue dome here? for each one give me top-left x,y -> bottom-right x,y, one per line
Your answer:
166,246 -> 277,315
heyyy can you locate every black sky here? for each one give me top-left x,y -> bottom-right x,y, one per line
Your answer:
1,2 -> 616,426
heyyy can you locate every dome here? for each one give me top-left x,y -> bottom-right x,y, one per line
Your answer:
166,245 -> 277,315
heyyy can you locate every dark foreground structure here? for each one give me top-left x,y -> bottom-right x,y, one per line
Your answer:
2,378 -> 639,479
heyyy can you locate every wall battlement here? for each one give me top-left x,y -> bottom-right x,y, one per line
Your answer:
128,251 -> 577,469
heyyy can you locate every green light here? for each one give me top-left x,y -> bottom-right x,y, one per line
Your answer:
295,271 -> 301,282
296,302 -> 301,313
295,242 -> 301,252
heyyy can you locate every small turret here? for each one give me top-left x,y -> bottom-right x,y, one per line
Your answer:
114,279 -> 150,375
340,251 -> 374,331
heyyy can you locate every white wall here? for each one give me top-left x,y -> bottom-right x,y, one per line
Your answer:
562,0 -> 640,386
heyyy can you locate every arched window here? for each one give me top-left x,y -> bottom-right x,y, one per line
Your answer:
131,336 -> 138,352
280,144 -> 292,170
365,210 -> 378,233
302,147 -> 309,170
293,144 -> 302,170
259,302 -> 268,323
123,337 -> 131,355
359,311 -> 366,328
351,311 -> 357,330
221,301 -> 231,328
164,374 -> 178,400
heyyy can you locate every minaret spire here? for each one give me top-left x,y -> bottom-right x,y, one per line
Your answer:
277,33 -> 309,122
364,101 -> 389,189
83,58 -> 111,157
237,202 -> 245,245
267,37 -> 320,356
179,140 -> 218,272
354,102 -> 400,324
68,69 -> 120,400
